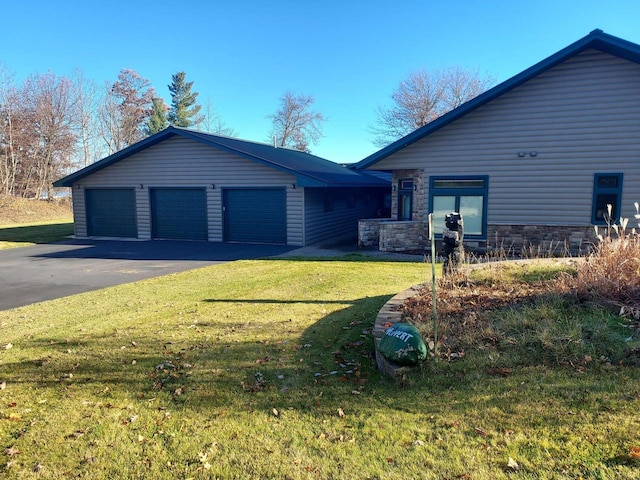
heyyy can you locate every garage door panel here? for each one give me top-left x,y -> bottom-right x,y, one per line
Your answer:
85,188 -> 137,237
224,189 -> 286,244
151,188 -> 207,240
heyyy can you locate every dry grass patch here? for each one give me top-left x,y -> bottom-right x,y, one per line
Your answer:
0,194 -> 72,225
0,194 -> 73,248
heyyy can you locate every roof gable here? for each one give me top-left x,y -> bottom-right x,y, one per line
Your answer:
54,127 -> 388,188
354,29 -> 640,170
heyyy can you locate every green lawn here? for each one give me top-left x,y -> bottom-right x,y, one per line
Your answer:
0,257 -> 639,479
0,220 -> 73,249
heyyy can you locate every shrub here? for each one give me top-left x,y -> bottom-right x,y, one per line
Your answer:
573,203 -> 640,330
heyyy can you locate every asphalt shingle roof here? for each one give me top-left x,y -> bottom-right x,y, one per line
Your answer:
54,127 -> 388,188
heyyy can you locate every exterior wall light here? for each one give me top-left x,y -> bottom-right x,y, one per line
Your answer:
517,152 -> 526,157
530,151 -> 538,157
139,184 -> 144,189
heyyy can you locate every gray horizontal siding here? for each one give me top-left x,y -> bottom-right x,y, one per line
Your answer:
71,189 -> 86,237
287,189 -> 304,246
374,50 -> 640,226
304,188 -> 386,245
72,136 -> 302,244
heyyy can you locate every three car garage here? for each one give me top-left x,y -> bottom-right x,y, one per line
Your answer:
55,127 -> 389,246
83,187 -> 289,244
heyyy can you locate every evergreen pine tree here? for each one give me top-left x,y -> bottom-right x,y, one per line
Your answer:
168,72 -> 203,128
146,97 -> 168,135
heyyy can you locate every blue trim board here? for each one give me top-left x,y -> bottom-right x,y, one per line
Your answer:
353,30 -> 640,170
591,172 -> 623,225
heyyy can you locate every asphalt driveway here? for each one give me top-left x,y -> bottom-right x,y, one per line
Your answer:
0,239 -> 295,311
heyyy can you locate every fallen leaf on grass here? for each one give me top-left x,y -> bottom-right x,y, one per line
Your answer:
507,457 -> 520,470
66,430 -> 85,440
0,381 -> 6,390
630,446 -> 640,459
474,427 -> 488,437
1,412 -> 22,421
337,407 -> 345,418
174,386 -> 185,396
272,408 -> 279,417
488,368 -> 512,377
4,446 -> 21,456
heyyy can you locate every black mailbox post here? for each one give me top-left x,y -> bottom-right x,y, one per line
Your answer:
442,212 -> 464,273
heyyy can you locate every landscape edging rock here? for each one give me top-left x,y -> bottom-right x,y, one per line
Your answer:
372,284 -> 425,377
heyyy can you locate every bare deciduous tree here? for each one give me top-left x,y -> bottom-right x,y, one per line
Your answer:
99,69 -> 155,154
0,64 -> 20,196
267,91 -> 325,152
371,67 -> 495,146
22,72 -> 77,199
201,97 -> 237,137
71,69 -> 103,166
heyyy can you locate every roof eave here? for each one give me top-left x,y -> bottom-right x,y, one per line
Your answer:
53,128 -> 180,187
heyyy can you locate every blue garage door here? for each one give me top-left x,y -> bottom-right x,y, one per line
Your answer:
85,188 -> 137,237
223,188 -> 286,244
150,188 -> 207,240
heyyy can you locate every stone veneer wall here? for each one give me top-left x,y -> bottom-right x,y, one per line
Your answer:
360,222 -> 598,255
488,224 -> 598,256
391,169 -> 426,221
379,221 -> 428,252
358,218 -> 391,247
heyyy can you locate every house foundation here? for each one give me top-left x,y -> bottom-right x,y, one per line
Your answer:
358,221 -> 600,256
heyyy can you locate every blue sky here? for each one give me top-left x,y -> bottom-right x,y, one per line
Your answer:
2,0 -> 639,163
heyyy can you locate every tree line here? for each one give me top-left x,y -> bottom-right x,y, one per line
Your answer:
0,63 -> 493,199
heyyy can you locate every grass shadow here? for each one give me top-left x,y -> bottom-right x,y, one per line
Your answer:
0,222 -> 73,244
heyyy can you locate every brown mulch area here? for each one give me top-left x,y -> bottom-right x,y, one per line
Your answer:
400,262 -> 570,356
